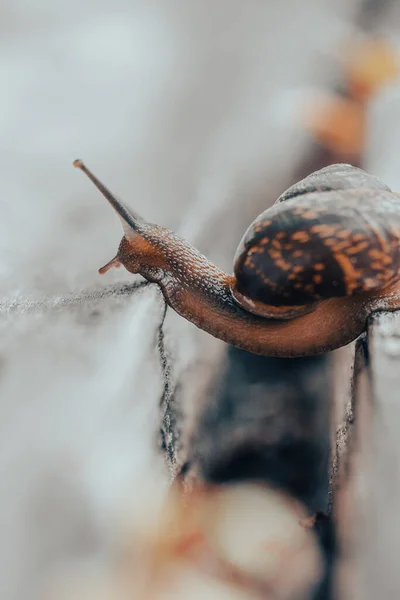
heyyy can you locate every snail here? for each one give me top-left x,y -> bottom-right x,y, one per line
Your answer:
73,160 -> 400,358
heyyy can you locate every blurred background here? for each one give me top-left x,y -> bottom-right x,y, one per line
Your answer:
1,1 -> 400,599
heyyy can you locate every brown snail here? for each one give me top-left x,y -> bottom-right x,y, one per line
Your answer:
73,160 -> 400,358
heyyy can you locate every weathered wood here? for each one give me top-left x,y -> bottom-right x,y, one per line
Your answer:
350,312 -> 400,599
333,312 -> 400,599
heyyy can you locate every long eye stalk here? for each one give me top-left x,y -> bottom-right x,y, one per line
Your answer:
73,159 -> 142,233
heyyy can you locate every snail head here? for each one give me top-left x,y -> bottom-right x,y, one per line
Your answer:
73,159 -> 166,278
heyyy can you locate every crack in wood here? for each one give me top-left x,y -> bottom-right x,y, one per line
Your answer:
156,299 -> 180,477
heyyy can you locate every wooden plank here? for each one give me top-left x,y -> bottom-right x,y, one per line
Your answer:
361,313 -> 400,599
336,312 -> 400,600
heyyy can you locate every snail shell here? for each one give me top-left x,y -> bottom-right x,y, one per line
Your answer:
232,164 -> 400,318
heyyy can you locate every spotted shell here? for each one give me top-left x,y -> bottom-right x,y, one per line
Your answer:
233,164 -> 400,309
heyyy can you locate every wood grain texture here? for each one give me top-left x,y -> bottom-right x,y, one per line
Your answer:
359,313 -> 400,599
335,313 -> 400,599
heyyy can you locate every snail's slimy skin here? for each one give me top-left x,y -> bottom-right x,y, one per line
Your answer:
119,226 -> 400,357
73,160 -> 400,357
161,275 -> 400,357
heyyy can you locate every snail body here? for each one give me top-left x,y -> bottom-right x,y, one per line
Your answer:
73,161 -> 400,357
